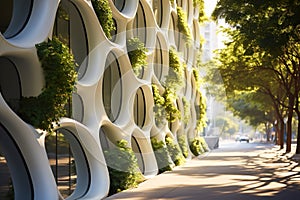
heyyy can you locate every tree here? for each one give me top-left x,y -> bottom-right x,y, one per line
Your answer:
212,0 -> 300,153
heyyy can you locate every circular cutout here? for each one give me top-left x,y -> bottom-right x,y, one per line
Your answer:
45,128 -> 90,199
0,123 -> 33,200
0,0 -> 33,39
102,52 -> 122,122
133,88 -> 146,128
53,0 -> 89,80
0,57 -> 21,113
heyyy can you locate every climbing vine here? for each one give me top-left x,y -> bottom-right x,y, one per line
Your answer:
192,68 -> 207,132
152,48 -> 186,123
178,135 -> 189,158
177,6 -> 192,45
193,0 -> 206,22
189,137 -> 204,156
182,96 -> 190,125
127,37 -> 148,76
104,140 -> 144,195
151,138 -> 173,173
19,37 -> 77,132
165,136 -> 185,166
152,84 -> 166,126
91,0 -> 115,39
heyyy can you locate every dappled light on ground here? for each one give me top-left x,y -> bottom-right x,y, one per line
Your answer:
106,142 -> 300,200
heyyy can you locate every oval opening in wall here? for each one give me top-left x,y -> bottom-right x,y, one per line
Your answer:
0,0 -> 33,39
0,123 -> 33,200
133,88 -> 146,128
45,128 -> 90,199
102,52 -> 122,122
53,0 -> 89,80
0,57 -> 21,113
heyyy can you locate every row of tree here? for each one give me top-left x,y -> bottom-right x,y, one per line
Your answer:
205,0 -> 300,153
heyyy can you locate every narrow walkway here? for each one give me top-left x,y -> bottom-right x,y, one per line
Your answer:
105,142 -> 300,200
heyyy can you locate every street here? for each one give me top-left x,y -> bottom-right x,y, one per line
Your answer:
106,141 -> 300,200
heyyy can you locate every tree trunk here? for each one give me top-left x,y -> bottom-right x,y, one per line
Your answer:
278,118 -> 284,149
295,107 -> 300,154
286,109 -> 293,153
274,122 -> 279,145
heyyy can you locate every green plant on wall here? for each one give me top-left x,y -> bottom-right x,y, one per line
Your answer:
189,137 -> 204,156
192,68 -> 201,91
127,37 -> 148,76
199,137 -> 209,152
104,140 -> 144,195
151,137 -> 173,173
178,135 -> 189,158
166,48 -> 185,90
195,92 -> 207,132
192,68 -> 207,132
152,84 -> 166,126
182,96 -> 190,125
193,0 -> 206,23
162,88 -> 181,122
91,0 -> 115,39
177,6 -> 192,45
19,37 -> 77,132
165,136 -> 185,166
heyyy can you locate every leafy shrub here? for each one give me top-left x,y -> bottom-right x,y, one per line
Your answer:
178,135 -> 189,158
166,48 -> 185,90
104,140 -> 144,195
189,137 -> 204,156
177,6 -> 192,45
127,37 -> 148,76
182,97 -> 190,125
162,88 -> 181,123
151,138 -> 173,173
19,37 -> 77,132
199,137 -> 210,152
193,0 -> 206,22
195,93 -> 207,132
165,136 -> 185,166
91,0 -> 115,39
152,84 -> 166,126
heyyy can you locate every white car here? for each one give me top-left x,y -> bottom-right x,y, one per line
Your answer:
239,136 -> 250,143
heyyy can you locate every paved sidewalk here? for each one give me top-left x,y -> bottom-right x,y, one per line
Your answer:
105,142 -> 300,200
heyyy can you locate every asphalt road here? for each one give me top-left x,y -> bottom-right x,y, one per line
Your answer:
106,141 -> 300,200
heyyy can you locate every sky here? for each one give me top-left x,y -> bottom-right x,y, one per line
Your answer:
204,0 -> 218,17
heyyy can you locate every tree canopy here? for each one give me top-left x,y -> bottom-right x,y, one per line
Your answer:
210,0 -> 300,152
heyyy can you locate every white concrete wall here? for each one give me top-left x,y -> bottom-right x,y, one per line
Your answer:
0,0 -> 205,199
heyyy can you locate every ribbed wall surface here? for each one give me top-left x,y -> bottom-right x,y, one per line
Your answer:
0,0 -> 204,199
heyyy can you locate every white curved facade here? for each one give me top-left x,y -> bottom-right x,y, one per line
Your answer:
0,0 -> 205,199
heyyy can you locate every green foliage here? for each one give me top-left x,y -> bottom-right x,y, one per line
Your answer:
178,135 -> 189,158
192,68 -> 201,91
19,37 -> 77,132
199,137 -> 209,152
193,0 -> 206,22
165,136 -> 185,166
166,48 -> 185,90
91,0 -> 115,39
151,138 -> 173,173
104,140 -> 144,195
176,6 -> 192,45
152,84 -> 166,126
182,97 -> 190,125
162,88 -> 181,122
195,93 -> 207,132
189,137 -> 204,156
127,37 -> 148,76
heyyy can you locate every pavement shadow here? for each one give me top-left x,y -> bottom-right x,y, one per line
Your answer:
106,143 -> 300,200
